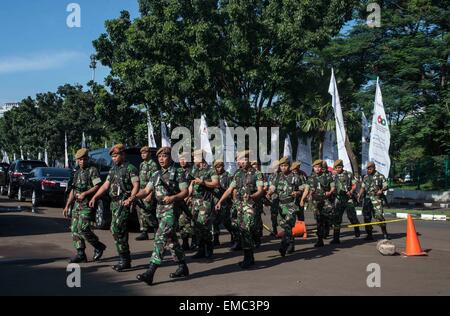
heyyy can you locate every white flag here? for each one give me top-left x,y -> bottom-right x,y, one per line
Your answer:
329,68 -> 352,172
369,78 -> 391,178
147,110 -> 157,148
20,146 -> 24,160
64,132 -> 69,168
270,128 -> 280,169
13,153 -> 17,161
322,130 -> 338,168
161,122 -> 171,147
82,132 -> 86,148
200,115 -> 213,164
361,112 -> 370,175
220,120 -> 236,173
283,135 -> 293,161
2,151 -> 10,164
38,152 -> 42,161
296,137 -> 312,176
44,148 -> 49,166
104,141 -> 108,149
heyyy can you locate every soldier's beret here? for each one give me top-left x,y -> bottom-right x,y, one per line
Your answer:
278,156 -> 289,165
333,159 -> 344,169
213,159 -> 224,167
322,161 -> 328,169
178,152 -> 190,160
156,147 -> 171,156
236,150 -> 250,160
271,159 -> 280,168
109,144 -> 125,156
193,149 -> 205,161
291,161 -> 301,170
75,148 -> 89,160
250,160 -> 259,166
140,146 -> 150,153
367,161 -> 376,169
312,159 -> 323,167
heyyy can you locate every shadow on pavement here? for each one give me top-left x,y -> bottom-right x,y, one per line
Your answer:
0,214 -> 69,237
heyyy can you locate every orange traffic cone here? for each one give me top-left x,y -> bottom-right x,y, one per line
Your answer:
402,214 -> 427,256
277,221 -> 307,240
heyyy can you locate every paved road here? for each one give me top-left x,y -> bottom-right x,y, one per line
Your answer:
1,195 -> 449,296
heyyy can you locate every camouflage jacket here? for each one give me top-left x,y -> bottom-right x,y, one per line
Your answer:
146,164 -> 188,205
189,164 -> 218,199
362,171 -> 388,196
230,167 -> 264,201
139,159 -> 159,189
270,171 -> 303,203
107,162 -> 139,199
306,171 -> 335,200
72,166 -> 102,201
334,170 -> 357,196
213,171 -> 231,200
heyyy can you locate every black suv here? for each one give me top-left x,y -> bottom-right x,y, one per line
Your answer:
68,147 -> 158,230
7,160 -> 48,200
0,162 -> 9,195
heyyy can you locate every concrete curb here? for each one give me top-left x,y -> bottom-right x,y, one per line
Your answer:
356,209 -> 449,221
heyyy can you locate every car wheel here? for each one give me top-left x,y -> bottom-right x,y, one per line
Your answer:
7,183 -> 14,199
95,199 -> 110,230
0,186 -> 4,195
31,190 -> 40,207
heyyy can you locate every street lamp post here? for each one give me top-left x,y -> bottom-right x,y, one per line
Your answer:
90,54 -> 97,82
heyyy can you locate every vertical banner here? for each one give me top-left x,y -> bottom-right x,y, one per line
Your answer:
20,146 -> 24,160
200,115 -> 213,164
361,112 -> 370,175
368,78 -> 391,178
81,132 -> 86,148
329,68 -> 352,172
44,148 -> 49,166
64,132 -> 69,168
296,137 -> 312,176
270,128 -> 280,170
147,110 -> 157,148
220,120 -> 236,174
322,130 -> 338,168
161,122 -> 171,148
283,135 -> 293,161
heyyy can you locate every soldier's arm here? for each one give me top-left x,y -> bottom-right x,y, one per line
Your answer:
125,180 -> 140,205
250,185 -> 264,201
300,185 -> 310,206
216,186 -> 234,207
203,174 -> 220,189
63,189 -> 75,217
135,183 -> 153,200
89,180 -> 110,208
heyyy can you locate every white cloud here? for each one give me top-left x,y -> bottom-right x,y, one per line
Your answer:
0,51 -> 84,75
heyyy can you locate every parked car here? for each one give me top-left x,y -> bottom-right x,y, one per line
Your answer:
70,147 -> 158,230
0,162 -> 9,195
19,167 -> 72,207
7,160 -> 48,200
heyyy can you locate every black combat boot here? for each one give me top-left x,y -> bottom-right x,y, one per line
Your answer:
381,225 -> 390,240
190,236 -> 198,250
272,226 -> 278,237
330,229 -> 341,245
92,242 -> 106,262
192,241 -> 206,259
213,234 -> 220,247
69,249 -> 87,263
135,231 -> 149,241
279,238 -> 289,257
239,249 -> 255,269
137,263 -> 158,285
314,238 -> 324,248
205,240 -> 214,259
364,229 -> 374,241
112,252 -> 131,272
170,261 -> 189,279
287,240 -> 295,254
181,237 -> 190,251
354,227 -> 361,238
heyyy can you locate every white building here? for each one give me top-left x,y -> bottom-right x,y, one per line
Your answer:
0,102 -> 19,118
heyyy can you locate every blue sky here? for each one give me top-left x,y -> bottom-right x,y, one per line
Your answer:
0,0 -> 139,104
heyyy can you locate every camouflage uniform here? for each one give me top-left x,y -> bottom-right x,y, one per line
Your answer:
333,170 -> 360,229
268,171 -> 281,234
270,171 -> 303,253
178,165 -> 193,241
306,172 -> 335,243
146,165 -> 188,265
137,159 -> 159,232
107,162 -> 139,256
229,167 -> 264,250
361,171 -> 388,236
71,165 -> 103,250
212,171 -> 233,240
293,171 -> 307,221
190,165 -> 218,249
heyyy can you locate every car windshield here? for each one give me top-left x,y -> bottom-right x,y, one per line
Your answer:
37,168 -> 71,178
18,161 -> 47,172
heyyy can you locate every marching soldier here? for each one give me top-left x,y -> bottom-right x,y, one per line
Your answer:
89,144 -> 140,271
63,148 -> 106,263
267,157 -> 302,256
251,160 -> 264,248
189,150 -> 219,259
133,147 -> 190,285
215,150 -> 265,269
177,152 -> 195,251
268,160 -> 281,236
357,162 -> 389,240
331,159 -> 360,244
211,159 -> 233,246
300,159 -> 336,247
135,146 -> 159,241
322,161 -> 333,239
290,161 -> 307,221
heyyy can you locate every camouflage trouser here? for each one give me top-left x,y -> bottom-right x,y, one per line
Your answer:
110,200 -> 130,255
237,200 -> 256,250
363,195 -> 385,233
295,199 -> 305,221
71,201 -> 100,250
253,202 -> 264,239
270,199 -> 280,229
278,201 -> 297,243
178,212 -> 193,239
333,196 -> 360,229
192,197 -> 214,244
150,207 -> 185,266
308,198 -> 333,239
230,200 -> 241,241
136,199 -> 158,232
212,199 -> 233,237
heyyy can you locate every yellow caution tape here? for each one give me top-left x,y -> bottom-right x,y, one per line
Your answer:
347,218 -> 407,228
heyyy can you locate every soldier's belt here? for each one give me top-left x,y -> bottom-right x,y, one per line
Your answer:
279,197 -> 295,204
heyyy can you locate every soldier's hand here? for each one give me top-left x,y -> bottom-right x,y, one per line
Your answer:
144,195 -> 152,203
347,191 -> 353,198
325,191 -> 332,198
193,178 -> 202,185
77,192 -> 86,201
215,202 -> 221,211
63,207 -> 69,218
163,196 -> 174,204
88,198 -> 96,208
123,198 -> 131,207
376,190 -> 383,196
300,200 -> 305,208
